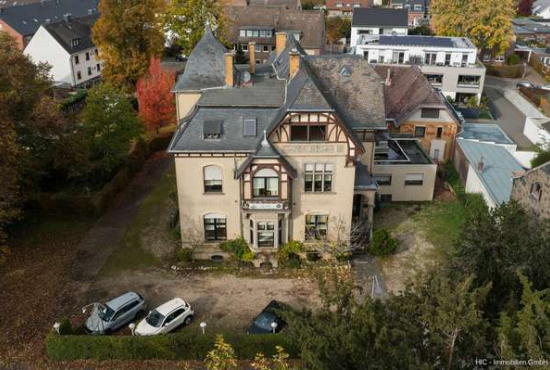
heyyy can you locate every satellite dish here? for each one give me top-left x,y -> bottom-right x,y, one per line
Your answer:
242,71 -> 251,83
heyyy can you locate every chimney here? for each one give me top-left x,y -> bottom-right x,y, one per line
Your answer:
477,156 -> 484,172
64,13 -> 72,23
385,68 -> 392,86
224,52 -> 235,87
249,42 -> 256,74
276,32 -> 287,57
289,49 -> 300,78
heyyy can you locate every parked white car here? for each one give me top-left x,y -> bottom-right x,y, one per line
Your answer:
135,298 -> 194,336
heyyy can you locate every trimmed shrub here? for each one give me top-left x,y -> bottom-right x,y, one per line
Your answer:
175,247 -> 193,263
370,229 -> 398,256
220,238 -> 255,262
278,240 -> 305,262
45,331 -> 298,361
58,317 -> 73,336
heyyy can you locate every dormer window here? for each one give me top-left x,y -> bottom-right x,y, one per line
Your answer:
204,120 -> 223,140
71,38 -> 81,48
253,168 -> 279,198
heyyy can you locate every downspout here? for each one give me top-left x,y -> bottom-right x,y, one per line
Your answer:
69,54 -> 76,87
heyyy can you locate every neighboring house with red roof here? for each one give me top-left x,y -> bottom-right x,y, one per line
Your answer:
375,65 -> 463,162
325,0 -> 370,17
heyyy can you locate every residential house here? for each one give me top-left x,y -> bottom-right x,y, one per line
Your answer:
24,14 -> 101,87
350,8 -> 408,48
390,0 -> 429,26
247,0 -> 302,9
513,18 -> 550,45
454,139 -> 525,209
533,0 -> 550,19
325,0 -> 370,17
224,5 -> 325,64
0,0 -> 98,49
511,161 -> 550,220
375,65 -> 463,162
168,25 -> 436,265
353,35 -> 486,102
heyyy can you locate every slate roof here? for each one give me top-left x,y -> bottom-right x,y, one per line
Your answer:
374,65 -> 452,126
459,123 -> 516,146
457,140 -> 525,205
224,6 -> 325,50
172,24 -> 233,92
42,13 -> 97,54
198,75 -> 286,108
305,55 -> 386,129
0,0 -> 42,7
355,162 -> 377,190
0,0 -> 98,36
352,7 -> 408,28
169,107 -> 281,153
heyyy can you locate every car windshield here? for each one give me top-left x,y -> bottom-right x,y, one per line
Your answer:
146,310 -> 165,328
253,313 -> 276,331
97,304 -> 116,322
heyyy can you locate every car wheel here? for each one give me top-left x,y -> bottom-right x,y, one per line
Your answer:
184,315 -> 194,326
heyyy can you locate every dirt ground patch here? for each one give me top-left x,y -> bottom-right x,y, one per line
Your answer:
86,269 -> 321,333
374,199 -> 465,293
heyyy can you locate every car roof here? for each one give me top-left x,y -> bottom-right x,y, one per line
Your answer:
106,291 -> 140,310
155,298 -> 187,316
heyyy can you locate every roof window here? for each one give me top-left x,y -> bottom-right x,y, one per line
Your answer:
204,120 -> 223,140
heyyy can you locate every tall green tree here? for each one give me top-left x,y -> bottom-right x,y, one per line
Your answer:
431,0 -> 515,57
451,202 -> 550,316
93,0 -> 165,90
498,272 -> 550,360
164,0 -> 228,56
83,83 -> 143,174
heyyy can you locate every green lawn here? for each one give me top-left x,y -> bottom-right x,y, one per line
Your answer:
100,167 -> 177,275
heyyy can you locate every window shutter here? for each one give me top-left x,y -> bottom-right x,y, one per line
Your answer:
204,166 -> 222,181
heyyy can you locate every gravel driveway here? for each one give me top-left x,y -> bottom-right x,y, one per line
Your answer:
86,270 -> 321,333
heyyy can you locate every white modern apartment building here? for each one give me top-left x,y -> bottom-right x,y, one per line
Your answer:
350,8 -> 409,47
352,35 -> 486,102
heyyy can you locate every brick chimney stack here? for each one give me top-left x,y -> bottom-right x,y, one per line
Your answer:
385,68 -> 392,86
249,42 -> 256,74
276,32 -> 287,57
224,52 -> 235,87
477,156 -> 484,172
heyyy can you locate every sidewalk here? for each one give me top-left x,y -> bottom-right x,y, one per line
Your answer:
71,153 -> 172,281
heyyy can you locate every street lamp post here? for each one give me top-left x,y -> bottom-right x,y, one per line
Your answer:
271,322 -> 278,334
200,322 -> 207,335
53,322 -> 61,335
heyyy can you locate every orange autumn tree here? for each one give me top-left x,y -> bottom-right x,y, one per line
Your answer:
136,58 -> 176,132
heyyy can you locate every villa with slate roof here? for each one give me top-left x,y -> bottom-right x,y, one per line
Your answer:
168,24 -> 437,265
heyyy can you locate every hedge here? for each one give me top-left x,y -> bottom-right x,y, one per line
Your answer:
485,63 -> 523,78
31,132 -> 173,216
45,331 -> 298,361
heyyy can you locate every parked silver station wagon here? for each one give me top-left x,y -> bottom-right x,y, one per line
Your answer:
85,291 -> 146,334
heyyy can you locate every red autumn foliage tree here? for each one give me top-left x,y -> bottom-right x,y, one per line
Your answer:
136,58 -> 176,131
517,0 -> 534,16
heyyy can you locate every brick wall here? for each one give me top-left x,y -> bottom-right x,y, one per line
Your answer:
511,164 -> 550,220
0,20 -> 25,49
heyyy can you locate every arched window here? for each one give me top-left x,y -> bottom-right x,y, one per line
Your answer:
204,213 -> 226,241
530,182 -> 543,201
305,214 -> 328,240
253,168 -> 279,197
204,166 -> 222,193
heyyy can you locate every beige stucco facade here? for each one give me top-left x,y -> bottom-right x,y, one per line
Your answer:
373,163 -> 436,202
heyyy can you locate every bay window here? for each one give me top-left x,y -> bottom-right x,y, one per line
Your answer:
253,168 -> 279,197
